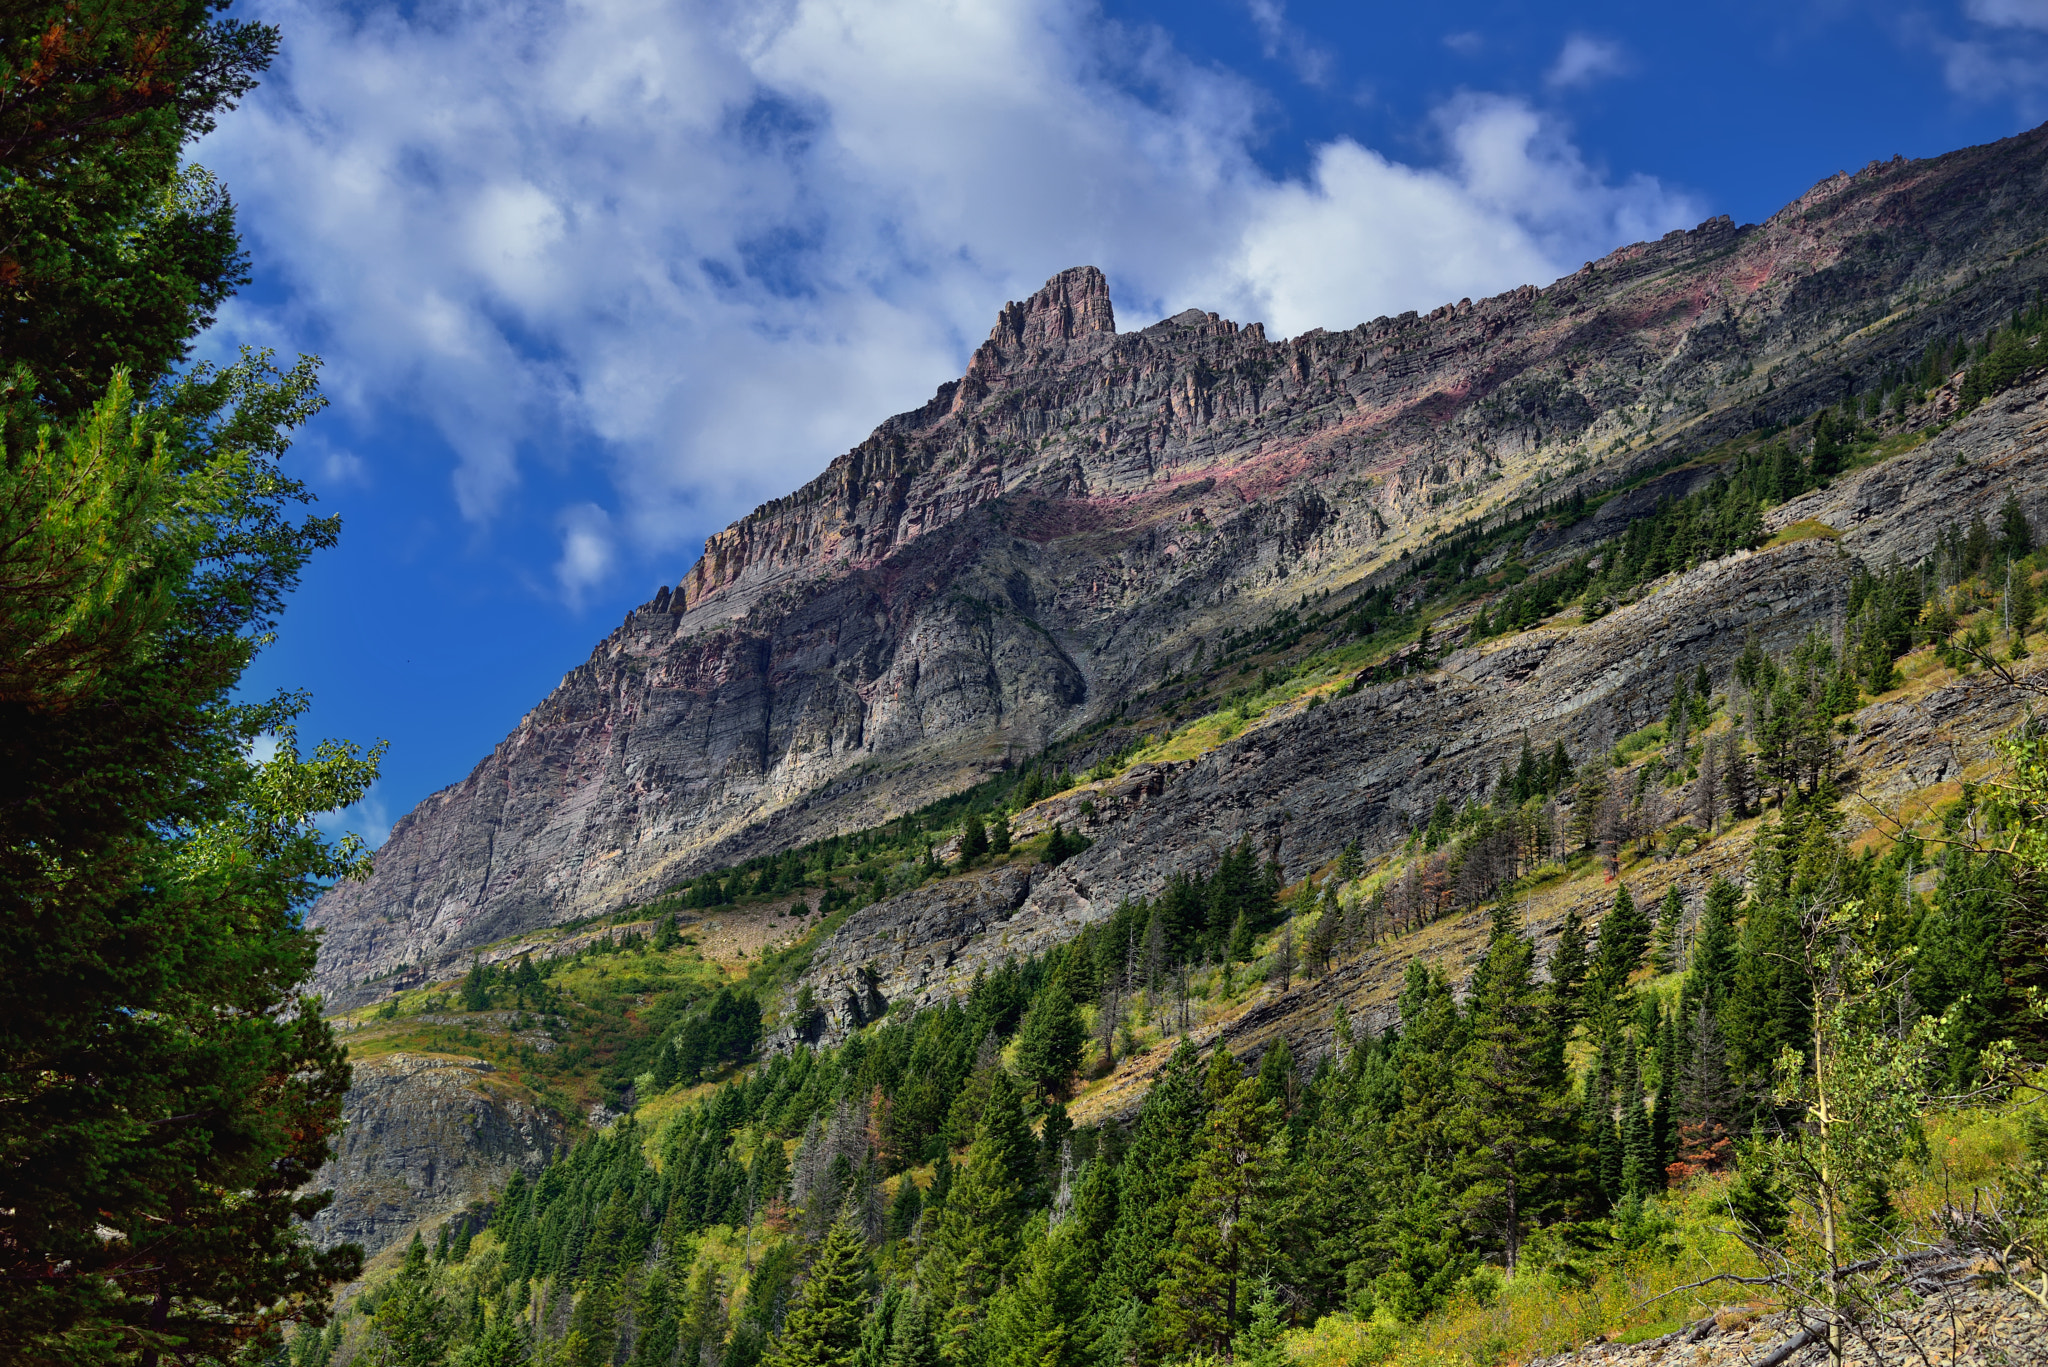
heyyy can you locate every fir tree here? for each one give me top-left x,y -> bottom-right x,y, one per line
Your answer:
1445,912 -> 1578,1273
1650,1005 -> 1678,1183
1682,877 -> 1743,1019
924,1095 -> 1030,1359
1230,1279 -> 1288,1367
884,1292 -> 939,1367
1649,886 -> 1685,976
960,813 -> 989,861
765,1220 -> 872,1367
1013,972 -> 1084,1102
989,815 -> 1012,856
1155,1070 -> 1277,1356
370,1234 -> 453,1367
1617,1042 -> 1658,1198
1591,885 -> 1651,1003
1545,909 -> 1592,1041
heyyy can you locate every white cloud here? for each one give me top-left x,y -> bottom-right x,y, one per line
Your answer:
1933,2 -> 2048,116
316,781 -> 394,851
1969,0 -> 2048,30
555,503 -> 617,608
1215,94 -> 1696,336
1546,34 -> 1631,89
1245,0 -> 1335,87
1443,31 -> 1483,56
201,0 -> 1695,604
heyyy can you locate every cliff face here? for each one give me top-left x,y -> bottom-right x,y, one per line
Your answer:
307,1052 -> 563,1258
311,125 -> 2048,1005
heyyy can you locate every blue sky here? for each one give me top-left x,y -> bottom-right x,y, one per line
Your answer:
204,0 -> 2048,848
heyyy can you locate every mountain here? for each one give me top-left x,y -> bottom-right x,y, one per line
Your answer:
310,122 -> 2048,1008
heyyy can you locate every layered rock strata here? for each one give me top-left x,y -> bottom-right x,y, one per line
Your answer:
312,125 -> 2048,1006
779,374 -> 2048,1045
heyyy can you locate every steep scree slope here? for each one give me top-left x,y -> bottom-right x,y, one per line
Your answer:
312,124 -> 2048,1004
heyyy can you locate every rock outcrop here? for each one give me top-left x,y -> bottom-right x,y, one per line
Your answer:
311,125 -> 2048,1007
307,1052 -> 562,1258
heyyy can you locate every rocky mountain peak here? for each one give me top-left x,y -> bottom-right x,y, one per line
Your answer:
970,264 -> 1117,375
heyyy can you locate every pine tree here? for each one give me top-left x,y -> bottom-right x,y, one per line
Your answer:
1545,909 -> 1592,1041
1683,877 -> 1743,1019
1155,1073 -> 1277,1356
1650,1005 -> 1678,1183
372,1234 -> 453,1367
1650,886 -> 1685,975
960,814 -> 989,861
1446,913 -> 1578,1273
1668,1004 -> 1738,1183
461,956 -> 492,1011
1618,1042 -> 1658,1198
1592,885 -> 1651,1001
1230,1279 -> 1288,1367
924,1096 -> 1029,1360
989,814 -> 1012,855
1092,1043 -> 1208,1339
884,1292 -> 939,1367
983,1216 -> 1095,1367
1013,973 -> 1084,1102
765,1220 -> 872,1367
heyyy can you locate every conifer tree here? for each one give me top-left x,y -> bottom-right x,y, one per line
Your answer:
1545,909 -> 1592,1042
884,1291 -> 939,1367
960,814 -> 989,861
1650,1005 -> 1678,1181
1446,911 -> 1578,1273
1156,1069 -> 1277,1356
1092,1042 -> 1207,1343
1650,886 -> 1685,975
1591,885 -> 1651,1001
990,813 -> 1011,855
1618,1042 -> 1658,1197
371,1234 -> 453,1367
765,1220 -> 872,1367
923,1096 -> 1029,1360
1013,971 -> 1084,1102
983,1215 -> 1094,1367
1230,1279 -> 1288,1367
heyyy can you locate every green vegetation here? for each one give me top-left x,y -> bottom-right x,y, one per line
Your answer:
295,574 -> 2048,1367
0,2 -> 379,1360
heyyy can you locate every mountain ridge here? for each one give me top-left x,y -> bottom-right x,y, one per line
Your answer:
310,122 -> 2048,1007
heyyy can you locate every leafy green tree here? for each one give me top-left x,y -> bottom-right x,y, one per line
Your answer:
960,813 -> 988,861
0,356 -> 375,1359
989,815 -> 1011,856
765,1220 -> 872,1367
